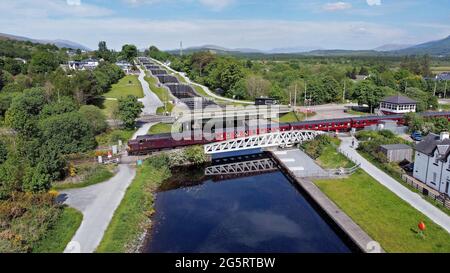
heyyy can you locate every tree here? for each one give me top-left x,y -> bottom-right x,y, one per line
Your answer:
79,105 -> 108,134
22,164 -> 51,193
121,44 -> 138,63
39,112 -> 97,154
0,153 -> 23,199
5,87 -> 48,136
29,50 -> 59,74
404,112 -> 424,133
359,66 -> 369,76
352,81 -> 384,113
245,75 -> 271,98
40,96 -> 78,118
0,140 -> 8,165
117,95 -> 143,129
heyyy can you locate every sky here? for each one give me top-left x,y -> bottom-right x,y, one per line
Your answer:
0,0 -> 449,51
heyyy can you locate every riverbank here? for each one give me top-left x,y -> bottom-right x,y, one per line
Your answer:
96,157 -> 171,252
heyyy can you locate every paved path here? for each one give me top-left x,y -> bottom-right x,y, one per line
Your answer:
137,66 -> 164,115
60,164 -> 136,253
60,69 -> 163,252
150,58 -> 253,105
272,149 -> 327,177
339,137 -> 450,234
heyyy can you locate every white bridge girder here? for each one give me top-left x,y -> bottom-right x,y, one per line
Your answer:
205,158 -> 277,176
204,130 -> 324,154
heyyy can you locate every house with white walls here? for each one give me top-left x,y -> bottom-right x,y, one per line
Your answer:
413,132 -> 450,197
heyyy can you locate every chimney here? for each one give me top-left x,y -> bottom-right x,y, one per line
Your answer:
440,132 -> 450,141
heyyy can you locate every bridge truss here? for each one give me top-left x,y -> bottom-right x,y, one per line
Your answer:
204,130 -> 324,154
205,158 -> 277,176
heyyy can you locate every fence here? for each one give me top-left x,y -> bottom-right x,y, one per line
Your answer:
401,174 -> 450,209
337,148 -> 360,166
292,163 -> 361,178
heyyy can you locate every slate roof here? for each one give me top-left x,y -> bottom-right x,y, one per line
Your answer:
380,144 -> 412,150
415,133 -> 450,161
381,95 -> 416,104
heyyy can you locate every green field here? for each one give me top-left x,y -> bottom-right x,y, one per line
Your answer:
32,207 -> 83,253
276,111 -> 304,123
103,75 -> 144,99
315,170 -> 450,253
52,165 -> 115,190
316,139 -> 355,169
432,67 -> 450,73
101,99 -> 118,119
148,123 -> 173,134
96,128 -> 135,146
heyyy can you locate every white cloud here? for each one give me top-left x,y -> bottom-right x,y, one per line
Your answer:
323,2 -> 352,11
67,0 -> 81,6
366,0 -> 381,6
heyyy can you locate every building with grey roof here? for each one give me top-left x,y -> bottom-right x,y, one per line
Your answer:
379,144 -> 413,163
379,95 -> 417,115
413,132 -> 450,197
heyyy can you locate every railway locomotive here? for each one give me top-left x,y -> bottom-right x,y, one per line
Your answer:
127,111 -> 450,156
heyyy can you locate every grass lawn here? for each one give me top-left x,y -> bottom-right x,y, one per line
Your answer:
148,123 -> 173,134
276,111 -> 305,123
96,129 -> 135,146
96,159 -> 170,252
103,75 -> 144,99
358,150 -> 450,216
156,102 -> 174,115
315,170 -> 450,253
52,164 -> 115,190
316,139 -> 355,169
32,207 -> 83,253
145,76 -> 172,102
101,99 -> 118,119
432,67 -> 450,73
439,104 -> 450,111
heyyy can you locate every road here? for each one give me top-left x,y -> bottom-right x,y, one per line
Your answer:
339,136 -> 450,234
149,57 -> 254,105
298,103 -> 358,121
61,69 -> 163,253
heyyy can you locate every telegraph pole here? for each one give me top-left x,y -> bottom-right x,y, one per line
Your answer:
180,41 -> 183,56
433,77 -> 437,97
294,83 -> 297,109
343,80 -> 346,104
445,80 -> 448,99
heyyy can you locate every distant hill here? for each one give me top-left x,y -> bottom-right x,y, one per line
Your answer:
166,35 -> 450,57
0,32 -> 91,51
392,35 -> 450,56
373,44 -> 413,52
168,45 -> 263,55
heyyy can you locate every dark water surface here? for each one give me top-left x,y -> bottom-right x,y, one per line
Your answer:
143,161 -> 353,253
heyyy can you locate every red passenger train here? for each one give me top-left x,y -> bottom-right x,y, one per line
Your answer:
127,111 -> 450,155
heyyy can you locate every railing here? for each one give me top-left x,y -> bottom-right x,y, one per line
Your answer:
337,148 -> 360,166
401,174 -> 450,209
292,163 -> 361,178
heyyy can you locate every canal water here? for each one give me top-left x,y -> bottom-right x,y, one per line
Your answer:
143,152 -> 354,253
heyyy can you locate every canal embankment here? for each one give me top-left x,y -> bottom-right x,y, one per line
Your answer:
269,148 -> 383,253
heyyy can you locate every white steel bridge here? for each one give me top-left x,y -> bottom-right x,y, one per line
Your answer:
204,130 -> 324,155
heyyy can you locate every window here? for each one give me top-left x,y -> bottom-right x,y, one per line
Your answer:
433,172 -> 437,184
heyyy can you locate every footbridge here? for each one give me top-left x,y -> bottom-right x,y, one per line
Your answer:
205,157 -> 277,176
204,130 -> 324,154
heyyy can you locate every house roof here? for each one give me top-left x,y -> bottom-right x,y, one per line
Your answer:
381,95 -> 416,104
380,144 -> 412,150
415,133 -> 450,160
437,73 -> 450,81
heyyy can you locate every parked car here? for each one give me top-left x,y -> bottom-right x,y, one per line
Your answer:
411,131 -> 422,141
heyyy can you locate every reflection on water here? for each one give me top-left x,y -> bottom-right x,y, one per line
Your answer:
144,159 -> 353,253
